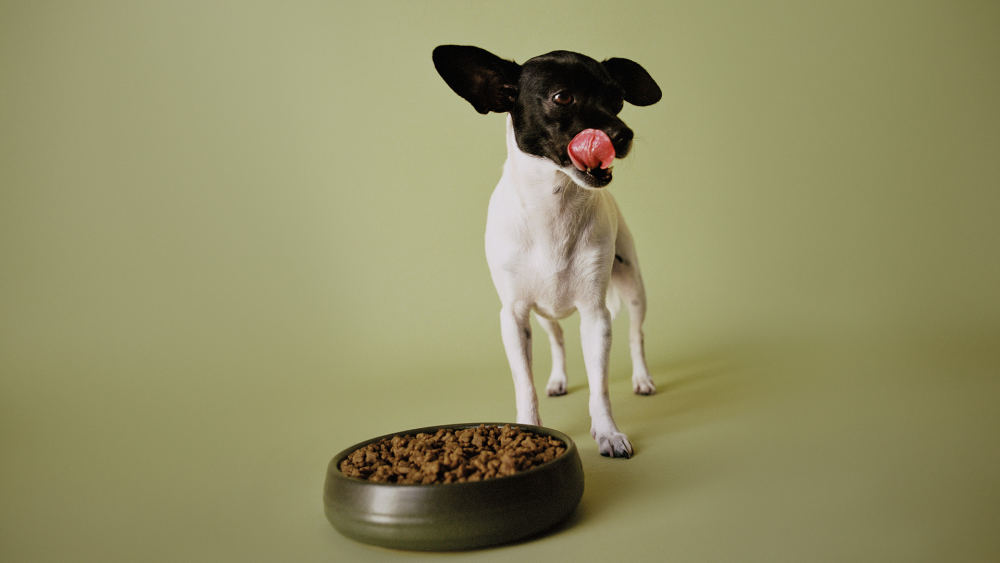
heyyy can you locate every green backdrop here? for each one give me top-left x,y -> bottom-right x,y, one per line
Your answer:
2,1 -> 998,561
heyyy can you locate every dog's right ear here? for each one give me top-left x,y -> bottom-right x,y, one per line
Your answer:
432,45 -> 520,114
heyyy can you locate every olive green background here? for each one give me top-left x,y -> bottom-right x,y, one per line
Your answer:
2,1 -> 998,561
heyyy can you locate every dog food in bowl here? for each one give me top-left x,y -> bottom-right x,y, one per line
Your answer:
324,422 -> 584,550
339,424 -> 567,484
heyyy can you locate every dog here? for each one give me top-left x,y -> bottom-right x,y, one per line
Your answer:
432,45 -> 661,457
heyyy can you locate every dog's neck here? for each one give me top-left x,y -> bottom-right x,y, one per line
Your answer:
500,116 -> 603,245
502,115 -> 594,204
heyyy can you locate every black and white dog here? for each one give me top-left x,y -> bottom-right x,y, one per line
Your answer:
433,46 -> 661,457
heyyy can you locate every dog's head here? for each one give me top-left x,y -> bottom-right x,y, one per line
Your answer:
433,45 -> 661,188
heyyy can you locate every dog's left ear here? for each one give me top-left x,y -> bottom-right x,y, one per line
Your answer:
433,45 -> 521,114
602,58 -> 662,106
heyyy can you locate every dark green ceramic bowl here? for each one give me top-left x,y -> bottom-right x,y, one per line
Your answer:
323,422 -> 584,551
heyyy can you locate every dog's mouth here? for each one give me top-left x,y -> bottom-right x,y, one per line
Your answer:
572,166 -> 614,188
567,129 -> 615,188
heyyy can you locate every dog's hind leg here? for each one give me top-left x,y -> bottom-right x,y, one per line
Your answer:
537,315 -> 568,396
612,222 -> 656,395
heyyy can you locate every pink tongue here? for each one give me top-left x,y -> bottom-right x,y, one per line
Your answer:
567,129 -> 615,171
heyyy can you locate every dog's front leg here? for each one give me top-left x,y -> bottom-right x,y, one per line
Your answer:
580,304 -> 633,457
499,303 -> 540,425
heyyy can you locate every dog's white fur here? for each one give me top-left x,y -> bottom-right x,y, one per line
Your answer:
485,116 -> 655,457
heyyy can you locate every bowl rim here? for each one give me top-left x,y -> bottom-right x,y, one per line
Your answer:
327,422 -> 579,488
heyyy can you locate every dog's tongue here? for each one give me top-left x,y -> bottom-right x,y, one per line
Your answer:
567,129 -> 615,171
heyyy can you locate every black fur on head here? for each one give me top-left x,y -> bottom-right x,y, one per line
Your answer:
433,45 -> 660,187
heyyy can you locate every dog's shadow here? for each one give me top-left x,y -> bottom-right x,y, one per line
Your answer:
629,355 -> 750,437
554,354 -> 747,443
543,354 -> 753,532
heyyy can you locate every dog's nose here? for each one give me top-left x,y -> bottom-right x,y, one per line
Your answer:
610,129 -> 634,156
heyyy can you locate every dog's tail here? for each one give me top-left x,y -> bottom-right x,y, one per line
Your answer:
606,284 -> 622,321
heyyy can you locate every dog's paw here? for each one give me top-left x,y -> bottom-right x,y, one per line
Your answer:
593,431 -> 633,458
546,376 -> 567,396
633,375 -> 656,395
632,374 -> 656,395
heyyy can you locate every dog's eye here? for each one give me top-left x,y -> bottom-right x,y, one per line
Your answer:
552,92 -> 574,106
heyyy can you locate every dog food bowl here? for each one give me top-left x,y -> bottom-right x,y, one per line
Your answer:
323,422 -> 584,551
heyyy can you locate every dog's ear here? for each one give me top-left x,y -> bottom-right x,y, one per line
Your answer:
433,45 -> 521,114
602,57 -> 661,107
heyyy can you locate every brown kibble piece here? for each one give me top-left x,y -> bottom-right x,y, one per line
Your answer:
338,425 -> 567,485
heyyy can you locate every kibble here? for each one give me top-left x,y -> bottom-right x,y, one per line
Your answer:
339,425 -> 567,484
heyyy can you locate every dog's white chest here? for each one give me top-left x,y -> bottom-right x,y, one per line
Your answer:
484,175 -> 617,320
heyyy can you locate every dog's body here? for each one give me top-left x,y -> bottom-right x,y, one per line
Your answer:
433,46 -> 661,457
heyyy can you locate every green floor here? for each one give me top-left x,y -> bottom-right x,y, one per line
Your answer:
3,2 -> 998,561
